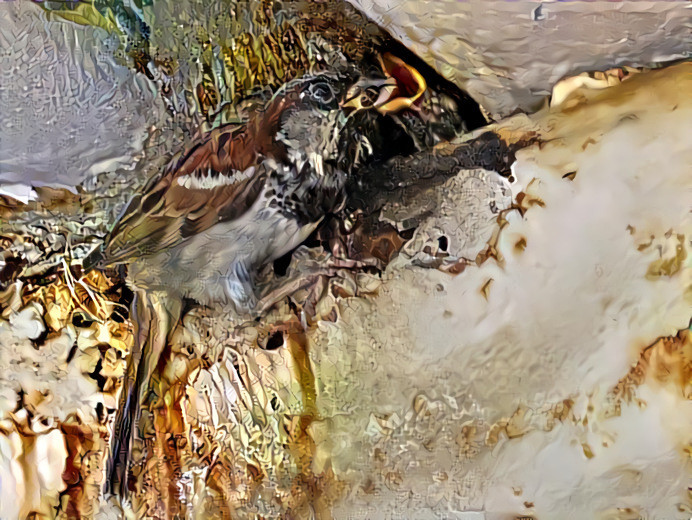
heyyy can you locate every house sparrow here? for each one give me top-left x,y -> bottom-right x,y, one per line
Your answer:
84,67 -> 444,496
84,70 -> 421,308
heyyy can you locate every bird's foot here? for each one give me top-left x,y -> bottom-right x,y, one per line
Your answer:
254,251 -> 377,317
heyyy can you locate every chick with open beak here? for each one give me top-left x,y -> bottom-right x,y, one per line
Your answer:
341,52 -> 471,153
343,53 -> 426,112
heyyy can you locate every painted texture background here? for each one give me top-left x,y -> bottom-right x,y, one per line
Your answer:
353,1 -> 691,117
0,1 -> 690,519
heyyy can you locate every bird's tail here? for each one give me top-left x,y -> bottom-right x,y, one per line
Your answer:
106,289 -> 182,498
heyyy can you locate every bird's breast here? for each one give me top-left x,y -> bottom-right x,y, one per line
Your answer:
125,186 -> 317,306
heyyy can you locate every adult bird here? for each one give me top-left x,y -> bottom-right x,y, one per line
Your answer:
83,63 -> 451,497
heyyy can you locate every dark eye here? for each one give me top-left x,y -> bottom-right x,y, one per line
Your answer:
307,81 -> 337,106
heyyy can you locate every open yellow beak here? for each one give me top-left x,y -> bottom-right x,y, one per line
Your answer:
376,52 -> 427,113
341,53 -> 427,115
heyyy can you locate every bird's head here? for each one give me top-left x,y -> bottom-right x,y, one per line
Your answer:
269,59 -> 462,179
270,75 -> 352,167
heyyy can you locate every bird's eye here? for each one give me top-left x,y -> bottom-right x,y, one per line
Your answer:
307,81 -> 337,106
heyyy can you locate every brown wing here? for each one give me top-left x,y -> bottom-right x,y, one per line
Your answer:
100,123 -> 270,266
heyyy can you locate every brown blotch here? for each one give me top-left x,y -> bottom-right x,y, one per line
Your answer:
610,328 -> 691,406
480,279 -> 493,301
646,234 -> 687,279
514,237 -> 527,253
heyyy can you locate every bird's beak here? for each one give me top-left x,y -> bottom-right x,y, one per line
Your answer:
341,53 -> 427,115
341,78 -> 392,111
376,52 -> 427,114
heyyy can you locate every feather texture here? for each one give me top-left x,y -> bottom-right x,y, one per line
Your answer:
99,96 -> 296,266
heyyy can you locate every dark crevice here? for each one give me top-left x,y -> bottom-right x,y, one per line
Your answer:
264,331 -> 284,351
273,251 -> 293,277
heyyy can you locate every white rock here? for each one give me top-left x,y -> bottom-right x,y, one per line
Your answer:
9,303 -> 45,340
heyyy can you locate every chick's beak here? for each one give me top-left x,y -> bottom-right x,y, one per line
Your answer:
341,53 -> 427,115
376,52 -> 427,114
341,78 -> 392,111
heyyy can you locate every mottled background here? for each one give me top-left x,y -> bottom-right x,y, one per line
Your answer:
0,2 -> 690,519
